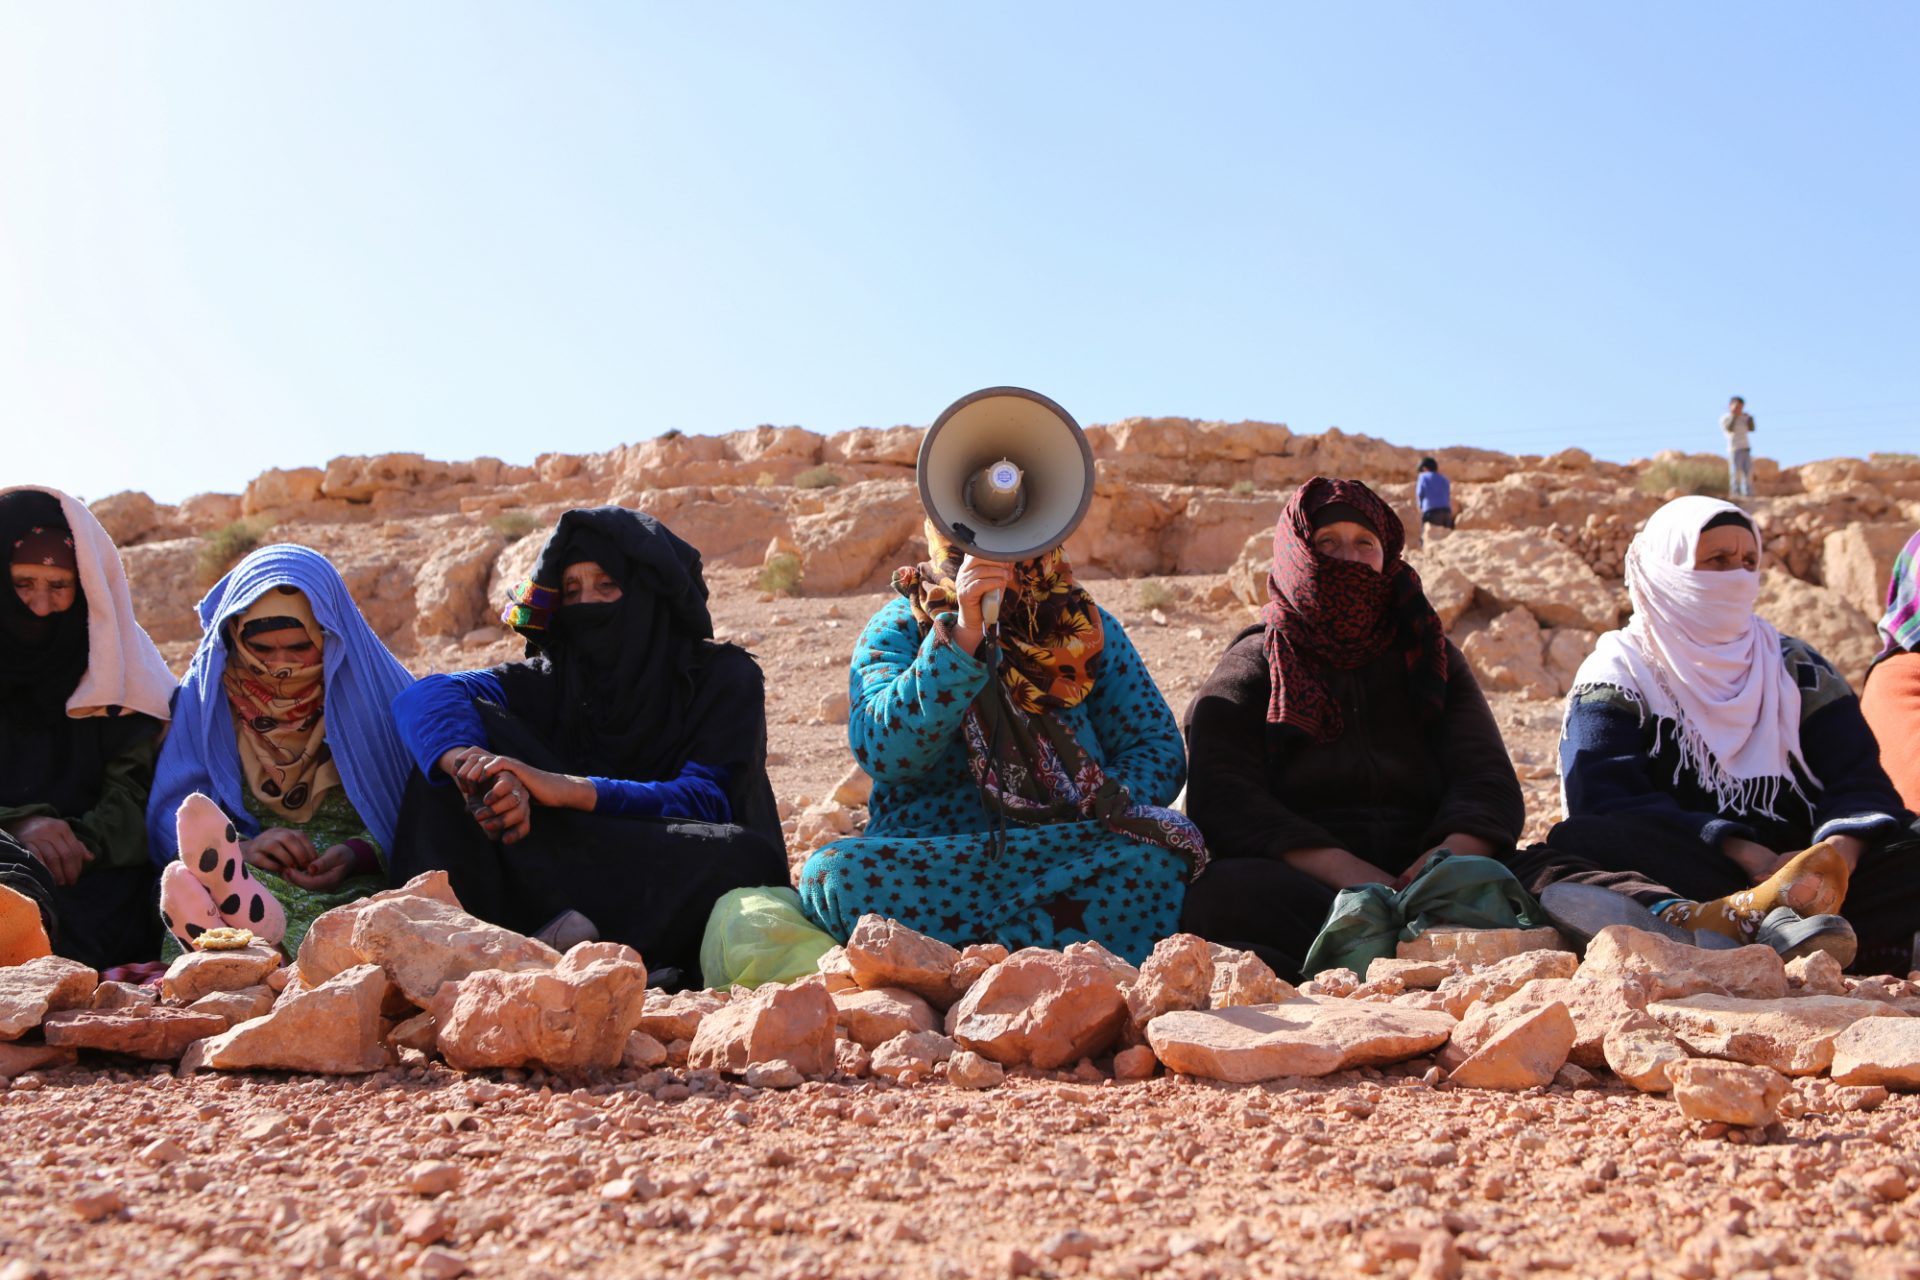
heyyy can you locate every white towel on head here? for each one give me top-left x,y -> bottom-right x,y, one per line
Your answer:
1565,494 -> 1809,817
1,484 -> 177,722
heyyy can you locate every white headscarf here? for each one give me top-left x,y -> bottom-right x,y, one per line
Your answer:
1565,495 -> 1811,816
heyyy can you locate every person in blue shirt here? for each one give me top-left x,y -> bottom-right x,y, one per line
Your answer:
389,508 -> 784,985
1415,457 -> 1454,531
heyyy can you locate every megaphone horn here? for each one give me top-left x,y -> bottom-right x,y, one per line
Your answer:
916,387 -> 1096,581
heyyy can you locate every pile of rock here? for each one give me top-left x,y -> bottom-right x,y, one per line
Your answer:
8,891 -> 1920,1140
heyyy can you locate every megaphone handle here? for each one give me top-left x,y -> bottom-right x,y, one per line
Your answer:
980,588 -> 1002,630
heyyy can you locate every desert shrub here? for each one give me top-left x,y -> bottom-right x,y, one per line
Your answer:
489,511 -> 541,540
758,552 -> 803,596
1637,458 -> 1728,497
1137,579 -> 1175,611
660,427 -> 684,441
755,471 -> 778,488
1872,452 -> 1920,466
1231,478 -> 1255,496
196,519 -> 268,585
795,466 -> 842,490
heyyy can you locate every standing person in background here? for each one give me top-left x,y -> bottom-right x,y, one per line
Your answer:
1721,396 -> 1756,498
1415,457 -> 1454,533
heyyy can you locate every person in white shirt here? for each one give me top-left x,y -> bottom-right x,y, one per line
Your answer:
1720,395 -> 1756,498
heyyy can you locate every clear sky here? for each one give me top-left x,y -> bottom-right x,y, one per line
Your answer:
3,3 -> 1916,503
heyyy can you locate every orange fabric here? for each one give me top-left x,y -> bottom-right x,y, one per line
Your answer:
1862,652 -> 1920,814
0,884 -> 51,966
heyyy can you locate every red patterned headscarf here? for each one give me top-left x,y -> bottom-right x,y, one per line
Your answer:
1262,477 -> 1449,742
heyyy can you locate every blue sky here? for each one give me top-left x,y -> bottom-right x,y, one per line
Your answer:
2,3 -> 1915,503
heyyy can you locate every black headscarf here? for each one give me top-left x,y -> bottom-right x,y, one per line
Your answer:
0,491 -> 147,813
500,508 -> 715,780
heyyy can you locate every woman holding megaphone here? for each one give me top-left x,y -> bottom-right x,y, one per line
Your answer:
796,390 -> 1207,965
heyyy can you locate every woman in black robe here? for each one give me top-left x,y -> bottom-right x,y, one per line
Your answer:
0,487 -> 177,969
390,507 -> 785,985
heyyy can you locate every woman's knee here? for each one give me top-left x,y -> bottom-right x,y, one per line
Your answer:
795,841 -> 867,937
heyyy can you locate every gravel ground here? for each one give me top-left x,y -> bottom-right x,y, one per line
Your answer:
8,573 -> 1919,1280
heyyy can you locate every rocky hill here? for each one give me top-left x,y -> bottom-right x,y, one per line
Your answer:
90,419 -> 1920,699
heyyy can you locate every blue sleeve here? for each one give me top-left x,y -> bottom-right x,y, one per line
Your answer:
589,761 -> 733,824
1560,687 -> 1749,851
1082,609 -> 1187,808
391,671 -> 506,783
1416,473 -> 1435,509
847,598 -> 991,784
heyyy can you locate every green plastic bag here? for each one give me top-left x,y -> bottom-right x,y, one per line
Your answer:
699,886 -> 839,991
1299,850 -> 1543,978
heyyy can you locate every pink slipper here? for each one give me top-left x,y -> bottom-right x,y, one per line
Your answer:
175,793 -> 286,945
158,863 -> 224,949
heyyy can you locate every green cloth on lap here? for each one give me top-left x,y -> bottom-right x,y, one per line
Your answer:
1300,850 -> 1543,978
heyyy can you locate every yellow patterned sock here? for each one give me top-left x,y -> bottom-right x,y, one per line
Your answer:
1660,841 -> 1850,942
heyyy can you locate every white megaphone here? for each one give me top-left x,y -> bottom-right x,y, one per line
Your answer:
916,386 -> 1096,628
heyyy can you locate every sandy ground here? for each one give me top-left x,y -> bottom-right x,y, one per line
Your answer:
8,573 -> 1918,1280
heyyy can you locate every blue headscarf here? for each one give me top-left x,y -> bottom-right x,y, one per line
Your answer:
147,544 -> 416,864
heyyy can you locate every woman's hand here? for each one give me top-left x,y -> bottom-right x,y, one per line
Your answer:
279,844 -> 356,891
449,752 -> 535,844
478,757 -> 596,813
241,828 -> 318,875
437,745 -> 488,782
4,816 -> 92,886
1284,845 -> 1396,891
1722,836 -> 1786,884
1392,832 -> 1501,891
951,556 -> 1018,655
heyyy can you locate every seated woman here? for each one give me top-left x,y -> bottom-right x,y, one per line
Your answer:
147,544 -> 416,955
796,521 -> 1206,966
390,508 -> 785,984
1861,529 -> 1920,812
0,487 -> 178,969
1533,497 -> 1919,973
1179,478 -> 1526,980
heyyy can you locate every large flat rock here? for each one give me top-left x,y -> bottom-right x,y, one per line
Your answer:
1649,994 -> 1906,1076
1146,998 -> 1456,1084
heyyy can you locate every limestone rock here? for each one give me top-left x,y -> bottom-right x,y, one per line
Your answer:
1365,958 -> 1458,991
1649,993 -> 1903,1076
161,946 -> 281,1005
815,946 -> 859,994
1785,951 -> 1848,996
1396,927 -> 1566,966
1461,607 -> 1559,700
871,1030 -> 957,1082
688,978 -> 836,1078
1755,570 -> 1878,687
1113,1044 -> 1159,1080
0,1041 -> 75,1077
1668,1059 -> 1789,1127
341,894 -> 560,1006
832,986 -> 939,1049
42,1007 -> 228,1060
949,943 -> 1010,999
1448,1001 -> 1575,1090
828,764 -> 873,809
946,1048 -> 1005,1090
90,981 -> 158,1011
1447,976 -> 1646,1071
635,989 -> 724,1043
0,955 -> 98,1039
431,942 -> 650,1073
295,870 -> 463,986
949,949 -> 1128,1070
1122,933 -> 1214,1042
1419,529 -> 1622,631
389,1011 -> 439,1055
1829,1018 -> 1920,1089
1146,999 -> 1456,1084
1210,946 -> 1297,1008
182,964 -> 393,1075
1577,926 -> 1786,1001
1061,940 -> 1140,985
186,986 -> 277,1029
621,1030 -> 667,1070
1436,949 -> 1579,1009
844,915 -> 961,1008
1603,1013 -> 1689,1093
